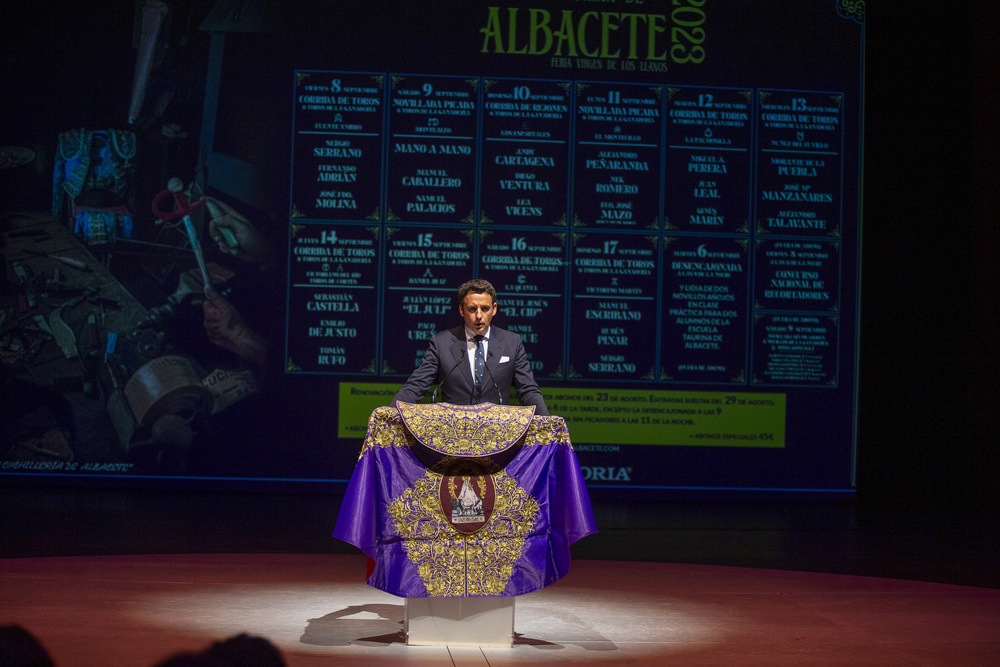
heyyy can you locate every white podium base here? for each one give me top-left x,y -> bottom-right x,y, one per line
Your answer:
404,596 -> 515,647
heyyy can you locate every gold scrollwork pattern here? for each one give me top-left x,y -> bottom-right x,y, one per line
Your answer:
837,0 -> 864,24
397,402 -> 534,456
387,470 -> 540,596
359,406 -> 414,457
523,416 -> 572,448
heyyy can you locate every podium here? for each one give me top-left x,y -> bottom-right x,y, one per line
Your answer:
333,402 -> 596,646
404,595 -> 514,647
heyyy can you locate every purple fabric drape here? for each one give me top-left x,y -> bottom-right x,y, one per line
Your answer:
333,406 -> 597,597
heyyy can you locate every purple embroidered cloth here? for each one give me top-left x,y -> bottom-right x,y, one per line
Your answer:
333,404 -> 597,597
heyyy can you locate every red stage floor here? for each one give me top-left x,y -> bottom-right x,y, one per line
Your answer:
3,553 -> 998,666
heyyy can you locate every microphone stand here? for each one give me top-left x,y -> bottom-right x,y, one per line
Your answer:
432,353 -> 466,404
484,351 -> 503,405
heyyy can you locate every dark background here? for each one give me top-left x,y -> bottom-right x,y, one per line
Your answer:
1,2 -> 997,582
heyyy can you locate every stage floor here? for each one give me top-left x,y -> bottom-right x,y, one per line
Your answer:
3,553 -> 998,666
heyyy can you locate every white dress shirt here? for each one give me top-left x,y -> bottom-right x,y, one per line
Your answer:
464,325 -> 491,381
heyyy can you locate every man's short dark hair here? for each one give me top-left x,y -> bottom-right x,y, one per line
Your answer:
457,278 -> 496,304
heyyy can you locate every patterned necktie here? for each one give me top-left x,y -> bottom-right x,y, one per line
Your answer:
473,335 -> 485,391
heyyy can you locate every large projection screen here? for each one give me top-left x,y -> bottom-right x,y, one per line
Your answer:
3,1 -> 864,497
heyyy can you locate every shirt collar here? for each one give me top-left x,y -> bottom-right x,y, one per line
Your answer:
465,326 -> 491,342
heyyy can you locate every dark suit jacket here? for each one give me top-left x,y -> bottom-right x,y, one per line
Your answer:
393,325 -> 549,415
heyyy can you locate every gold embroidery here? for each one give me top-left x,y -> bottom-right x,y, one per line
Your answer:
387,470 -> 539,596
397,402 -> 534,457
524,415 -> 572,448
359,407 -> 413,457
437,455 -> 503,476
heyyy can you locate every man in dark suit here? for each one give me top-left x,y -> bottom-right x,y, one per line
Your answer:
392,279 -> 549,415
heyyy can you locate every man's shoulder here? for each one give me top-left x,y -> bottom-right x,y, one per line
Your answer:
431,326 -> 466,343
489,326 -> 522,345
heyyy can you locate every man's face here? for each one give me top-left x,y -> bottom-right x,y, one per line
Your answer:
459,291 -> 497,335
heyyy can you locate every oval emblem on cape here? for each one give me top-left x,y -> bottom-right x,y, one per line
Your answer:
439,474 -> 495,533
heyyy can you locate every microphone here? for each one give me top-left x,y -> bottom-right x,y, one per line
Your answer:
484,351 -> 503,405
432,353 -> 466,404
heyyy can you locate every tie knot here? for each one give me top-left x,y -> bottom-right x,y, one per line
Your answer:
473,335 -> 485,343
